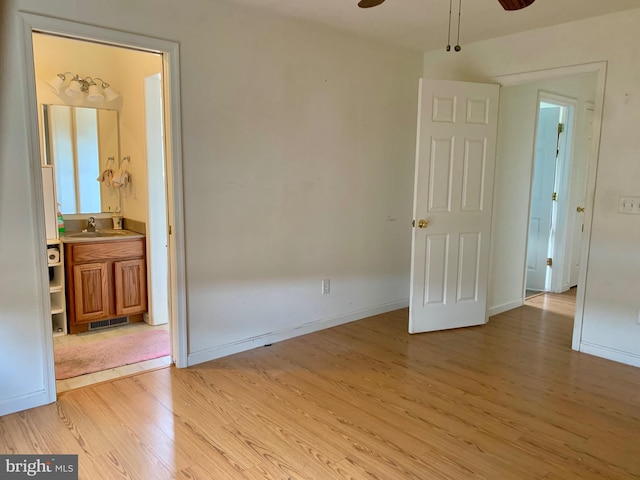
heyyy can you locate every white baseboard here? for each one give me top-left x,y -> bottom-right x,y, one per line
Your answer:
0,389 -> 50,417
551,284 -> 571,294
187,299 -> 409,366
579,341 -> 640,368
488,299 -> 524,317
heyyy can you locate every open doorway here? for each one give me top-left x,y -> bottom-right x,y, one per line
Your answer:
525,95 -> 575,298
19,12 -> 189,400
32,32 -> 172,391
490,63 -> 604,353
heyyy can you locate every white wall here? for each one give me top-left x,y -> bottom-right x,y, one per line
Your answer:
490,75 -> 595,313
1,0 -> 421,414
424,9 -> 640,365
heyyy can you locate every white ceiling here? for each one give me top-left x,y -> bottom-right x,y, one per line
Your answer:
227,0 -> 640,52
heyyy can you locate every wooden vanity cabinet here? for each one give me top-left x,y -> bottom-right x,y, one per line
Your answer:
72,262 -> 110,323
114,258 -> 147,315
65,238 -> 147,334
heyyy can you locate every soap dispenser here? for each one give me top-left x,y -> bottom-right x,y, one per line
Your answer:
112,207 -> 123,230
56,204 -> 65,235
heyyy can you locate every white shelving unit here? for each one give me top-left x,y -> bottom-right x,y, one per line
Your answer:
47,239 -> 67,336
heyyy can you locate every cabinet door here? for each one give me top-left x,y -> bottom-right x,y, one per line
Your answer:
114,259 -> 147,316
73,262 -> 110,323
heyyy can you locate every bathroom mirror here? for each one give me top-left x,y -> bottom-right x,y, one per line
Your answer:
42,104 -> 120,214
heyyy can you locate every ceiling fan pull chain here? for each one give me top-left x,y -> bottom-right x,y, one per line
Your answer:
455,0 -> 462,51
446,0 -> 452,51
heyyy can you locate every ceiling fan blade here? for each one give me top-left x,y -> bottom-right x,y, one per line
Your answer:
358,0 -> 386,8
497,0 -> 536,11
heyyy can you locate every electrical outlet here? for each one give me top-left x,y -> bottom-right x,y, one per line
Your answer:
618,196 -> 640,215
322,279 -> 330,295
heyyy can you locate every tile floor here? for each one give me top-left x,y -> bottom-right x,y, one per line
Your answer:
54,321 -> 172,393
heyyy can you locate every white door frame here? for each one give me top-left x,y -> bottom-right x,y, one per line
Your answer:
493,61 -> 607,351
19,12 -> 188,403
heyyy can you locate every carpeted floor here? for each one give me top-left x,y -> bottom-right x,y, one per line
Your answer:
54,329 -> 170,380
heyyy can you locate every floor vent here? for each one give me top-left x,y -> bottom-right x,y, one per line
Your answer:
88,317 -> 129,331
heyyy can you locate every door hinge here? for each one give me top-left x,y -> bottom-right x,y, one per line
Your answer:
552,192 -> 558,201
558,123 -> 564,134
412,219 -> 415,227
547,258 -> 553,267
169,225 -> 172,235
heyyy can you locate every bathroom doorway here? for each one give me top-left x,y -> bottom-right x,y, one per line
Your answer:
22,14 -> 187,398
33,32 -> 171,391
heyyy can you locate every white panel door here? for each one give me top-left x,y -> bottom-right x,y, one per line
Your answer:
569,104 -> 593,287
526,106 -> 561,291
409,79 -> 499,334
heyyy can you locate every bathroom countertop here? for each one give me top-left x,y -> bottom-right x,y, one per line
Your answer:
60,229 -> 145,244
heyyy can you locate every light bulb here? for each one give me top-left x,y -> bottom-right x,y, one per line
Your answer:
46,74 -> 65,93
65,78 -> 82,97
86,84 -> 104,102
103,86 -> 119,102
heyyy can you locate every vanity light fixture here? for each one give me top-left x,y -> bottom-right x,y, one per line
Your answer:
85,80 -> 104,102
64,75 -> 84,97
45,71 -> 72,93
94,78 -> 120,102
45,72 -> 120,102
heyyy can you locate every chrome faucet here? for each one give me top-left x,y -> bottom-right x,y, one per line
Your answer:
87,216 -> 96,232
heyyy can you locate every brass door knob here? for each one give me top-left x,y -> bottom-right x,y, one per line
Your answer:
418,219 -> 430,229
576,206 -> 585,213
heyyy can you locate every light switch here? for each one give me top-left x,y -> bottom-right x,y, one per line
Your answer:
618,196 -> 640,215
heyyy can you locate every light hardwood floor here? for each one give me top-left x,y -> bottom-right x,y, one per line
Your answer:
4,291 -> 640,479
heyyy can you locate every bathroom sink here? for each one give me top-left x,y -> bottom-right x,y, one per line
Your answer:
62,229 -> 143,243
66,230 -> 132,238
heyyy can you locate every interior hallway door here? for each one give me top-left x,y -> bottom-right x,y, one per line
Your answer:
409,79 -> 499,334
569,104 -> 593,287
526,105 -> 561,292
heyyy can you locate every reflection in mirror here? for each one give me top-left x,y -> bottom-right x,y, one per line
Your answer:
42,105 -> 120,214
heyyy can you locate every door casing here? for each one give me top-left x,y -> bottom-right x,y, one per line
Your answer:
18,12 -> 188,406
493,61 -> 607,351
